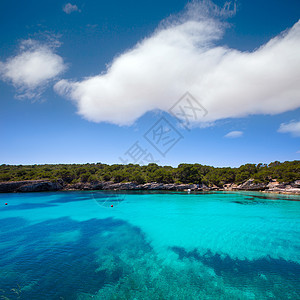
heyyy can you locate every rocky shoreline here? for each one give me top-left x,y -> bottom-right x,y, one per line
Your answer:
0,179 -> 299,194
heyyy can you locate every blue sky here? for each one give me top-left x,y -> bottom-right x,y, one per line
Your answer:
0,0 -> 299,167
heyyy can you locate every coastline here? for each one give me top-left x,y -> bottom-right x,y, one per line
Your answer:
0,179 -> 300,195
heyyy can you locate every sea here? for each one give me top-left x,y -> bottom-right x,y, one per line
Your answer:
0,190 -> 299,299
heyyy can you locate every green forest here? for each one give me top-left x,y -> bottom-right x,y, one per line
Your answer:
0,161 -> 299,187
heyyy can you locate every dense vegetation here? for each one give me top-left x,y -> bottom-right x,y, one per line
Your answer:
0,161 -> 299,187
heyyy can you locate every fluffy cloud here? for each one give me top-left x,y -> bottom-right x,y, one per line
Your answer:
224,131 -> 243,138
63,3 -> 80,14
278,120 -> 300,137
0,39 -> 66,99
54,1 -> 300,126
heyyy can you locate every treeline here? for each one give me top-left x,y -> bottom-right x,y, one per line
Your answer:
0,161 -> 299,187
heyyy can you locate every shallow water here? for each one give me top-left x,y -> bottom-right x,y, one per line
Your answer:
0,191 -> 299,299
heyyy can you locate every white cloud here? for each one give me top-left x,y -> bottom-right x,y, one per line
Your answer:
296,150 -> 300,154
63,3 -> 80,14
278,120 -> 300,137
224,130 -> 243,138
54,0 -> 300,126
0,39 -> 66,99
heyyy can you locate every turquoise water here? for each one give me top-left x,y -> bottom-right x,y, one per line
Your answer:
0,191 -> 299,299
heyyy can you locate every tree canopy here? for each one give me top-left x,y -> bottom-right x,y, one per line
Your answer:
0,161 -> 299,186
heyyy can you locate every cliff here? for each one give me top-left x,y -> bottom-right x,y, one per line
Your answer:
0,180 -> 64,193
0,179 -> 299,194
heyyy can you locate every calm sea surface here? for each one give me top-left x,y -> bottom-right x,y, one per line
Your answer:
0,191 -> 299,299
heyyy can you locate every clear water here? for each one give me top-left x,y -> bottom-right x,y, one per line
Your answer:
0,191 -> 299,299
